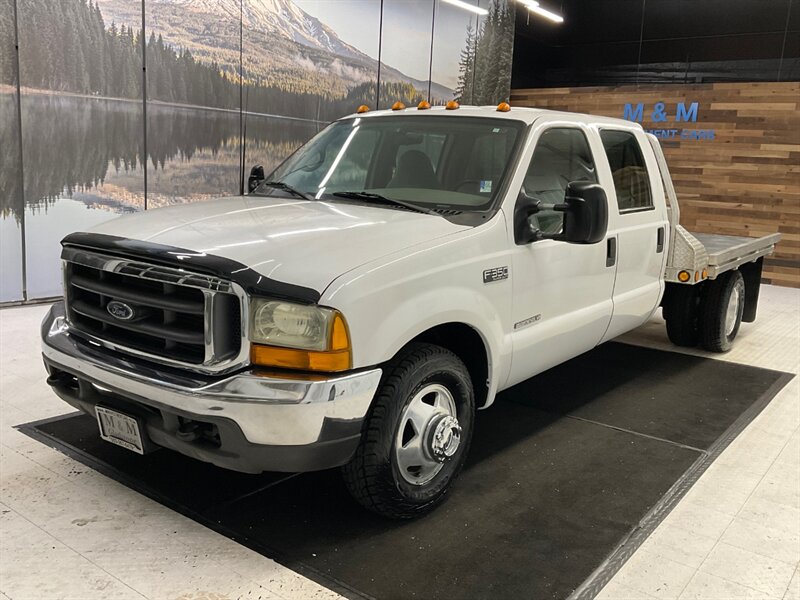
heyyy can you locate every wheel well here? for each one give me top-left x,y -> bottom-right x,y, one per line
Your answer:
411,323 -> 490,409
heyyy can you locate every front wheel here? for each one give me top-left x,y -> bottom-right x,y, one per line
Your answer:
342,343 -> 475,519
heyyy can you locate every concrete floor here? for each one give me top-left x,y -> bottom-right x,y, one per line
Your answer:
1,285 -> 798,600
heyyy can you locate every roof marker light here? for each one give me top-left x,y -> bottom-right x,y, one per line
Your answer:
391,101 -> 406,111
445,100 -> 459,110
497,102 -> 511,112
356,105 -> 370,114
417,100 -> 431,110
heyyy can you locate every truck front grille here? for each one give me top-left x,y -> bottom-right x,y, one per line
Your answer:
62,249 -> 246,372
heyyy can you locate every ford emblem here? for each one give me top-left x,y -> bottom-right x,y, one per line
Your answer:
107,300 -> 135,321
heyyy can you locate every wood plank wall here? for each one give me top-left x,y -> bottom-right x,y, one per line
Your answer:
510,82 -> 800,287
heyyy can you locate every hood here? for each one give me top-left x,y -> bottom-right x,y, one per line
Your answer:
87,195 -> 471,294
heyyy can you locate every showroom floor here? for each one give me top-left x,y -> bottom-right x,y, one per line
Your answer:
1,285 -> 798,600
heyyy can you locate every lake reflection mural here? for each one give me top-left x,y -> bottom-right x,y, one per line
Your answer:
0,0 -> 516,301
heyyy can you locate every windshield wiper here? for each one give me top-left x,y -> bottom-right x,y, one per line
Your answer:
258,181 -> 313,200
331,191 -> 437,215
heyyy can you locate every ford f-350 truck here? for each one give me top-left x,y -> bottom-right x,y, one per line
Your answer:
41,104 -> 780,518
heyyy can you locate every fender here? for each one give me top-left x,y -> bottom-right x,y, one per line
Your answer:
362,291 -> 507,408
321,215 -> 514,407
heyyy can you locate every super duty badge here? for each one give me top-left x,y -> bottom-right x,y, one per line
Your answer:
483,266 -> 508,284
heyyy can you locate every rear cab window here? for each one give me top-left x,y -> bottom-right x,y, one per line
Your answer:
599,130 -> 654,212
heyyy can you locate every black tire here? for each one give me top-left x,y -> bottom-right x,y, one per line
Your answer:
342,343 -> 475,519
699,270 -> 745,353
664,284 -> 701,347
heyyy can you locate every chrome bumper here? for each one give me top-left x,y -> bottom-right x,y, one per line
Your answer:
41,302 -> 382,447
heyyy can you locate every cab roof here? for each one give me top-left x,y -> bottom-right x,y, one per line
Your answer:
341,104 -> 640,130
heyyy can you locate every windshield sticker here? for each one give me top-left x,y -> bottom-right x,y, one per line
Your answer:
480,180 -> 493,193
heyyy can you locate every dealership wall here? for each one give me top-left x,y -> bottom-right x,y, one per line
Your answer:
0,0 -> 516,303
511,82 -> 800,287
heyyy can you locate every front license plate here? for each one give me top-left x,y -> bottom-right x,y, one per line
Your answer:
96,406 -> 144,454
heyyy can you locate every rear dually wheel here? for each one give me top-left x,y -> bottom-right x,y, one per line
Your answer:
699,270 -> 745,353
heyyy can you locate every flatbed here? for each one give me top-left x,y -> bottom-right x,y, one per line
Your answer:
693,232 -> 781,277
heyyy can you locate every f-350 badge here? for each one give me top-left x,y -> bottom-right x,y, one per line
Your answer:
483,266 -> 508,283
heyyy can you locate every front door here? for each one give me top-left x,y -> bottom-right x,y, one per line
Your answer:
506,124 -> 616,389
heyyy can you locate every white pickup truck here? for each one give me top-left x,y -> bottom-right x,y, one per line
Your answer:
41,103 -> 780,518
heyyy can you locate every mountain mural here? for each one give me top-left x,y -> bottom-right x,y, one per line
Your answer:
94,0 -> 454,104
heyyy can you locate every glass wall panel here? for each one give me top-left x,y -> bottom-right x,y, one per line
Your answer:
377,0 -> 434,109
244,0 -> 380,178
144,0 -> 242,202
0,0 -> 23,302
18,0 -> 145,299
146,105 -> 242,206
439,0 -> 514,105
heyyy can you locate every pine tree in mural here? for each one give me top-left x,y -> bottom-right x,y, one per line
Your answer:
455,24 -> 478,104
455,0 -> 515,105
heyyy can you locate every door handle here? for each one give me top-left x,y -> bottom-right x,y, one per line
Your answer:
656,227 -> 665,253
606,237 -> 617,267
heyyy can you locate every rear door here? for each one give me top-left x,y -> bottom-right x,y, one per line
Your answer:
597,128 -> 669,341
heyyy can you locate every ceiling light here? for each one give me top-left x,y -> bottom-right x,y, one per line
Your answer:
441,0 -> 489,16
526,2 -> 564,23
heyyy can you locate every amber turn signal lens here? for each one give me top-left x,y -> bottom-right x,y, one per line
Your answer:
702,269 -> 708,279
251,344 -> 351,373
417,100 -> 431,110
356,104 -> 370,114
330,313 -> 350,351
391,101 -> 406,111
445,100 -> 459,110
497,102 -> 511,112
678,270 -> 691,282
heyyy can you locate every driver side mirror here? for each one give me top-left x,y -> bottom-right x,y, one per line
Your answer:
514,181 -> 608,245
248,165 -> 265,193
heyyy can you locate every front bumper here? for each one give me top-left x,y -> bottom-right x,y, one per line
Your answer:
41,302 -> 382,473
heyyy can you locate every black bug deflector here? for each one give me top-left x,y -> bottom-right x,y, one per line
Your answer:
62,232 -> 322,303
20,343 -> 791,600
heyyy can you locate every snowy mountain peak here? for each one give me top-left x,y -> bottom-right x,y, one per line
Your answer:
140,0 -> 364,60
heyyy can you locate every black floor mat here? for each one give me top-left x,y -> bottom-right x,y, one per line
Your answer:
21,342 -> 791,600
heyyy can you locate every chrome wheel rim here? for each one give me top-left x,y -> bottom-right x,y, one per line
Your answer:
725,284 -> 742,336
395,383 -> 461,486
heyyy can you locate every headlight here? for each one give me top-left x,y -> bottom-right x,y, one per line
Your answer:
249,299 -> 351,372
251,300 -> 331,350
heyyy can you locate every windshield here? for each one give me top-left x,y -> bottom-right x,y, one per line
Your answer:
259,116 -> 525,212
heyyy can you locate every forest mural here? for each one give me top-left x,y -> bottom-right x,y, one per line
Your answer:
0,0 -> 516,301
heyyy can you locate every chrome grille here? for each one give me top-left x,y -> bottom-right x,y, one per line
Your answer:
62,248 -> 247,373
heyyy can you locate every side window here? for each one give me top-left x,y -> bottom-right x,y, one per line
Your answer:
599,130 -> 653,211
524,128 -> 597,233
